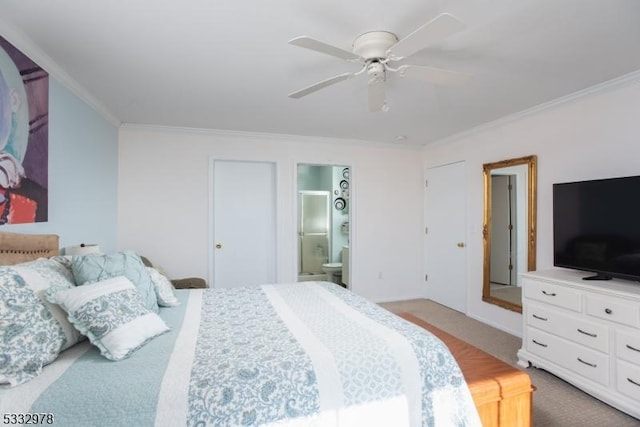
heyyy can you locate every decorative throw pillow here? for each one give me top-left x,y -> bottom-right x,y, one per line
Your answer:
71,251 -> 159,312
49,255 -> 73,274
146,267 -> 180,307
0,267 -> 67,387
46,276 -> 169,361
12,258 -> 83,350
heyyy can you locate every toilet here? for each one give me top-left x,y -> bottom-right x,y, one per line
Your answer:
321,262 -> 342,284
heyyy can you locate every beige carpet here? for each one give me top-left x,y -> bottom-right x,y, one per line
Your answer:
379,298 -> 640,427
489,283 -> 522,306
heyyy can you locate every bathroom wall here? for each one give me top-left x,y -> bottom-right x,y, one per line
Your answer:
331,166 -> 349,263
298,164 -> 332,191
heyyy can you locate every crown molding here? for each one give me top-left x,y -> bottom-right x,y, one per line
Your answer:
0,18 -> 121,127
427,69 -> 640,148
120,123 -> 422,150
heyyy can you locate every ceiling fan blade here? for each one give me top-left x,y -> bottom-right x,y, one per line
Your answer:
368,78 -> 386,112
397,64 -> 472,85
289,36 -> 362,61
388,13 -> 465,59
288,72 -> 354,99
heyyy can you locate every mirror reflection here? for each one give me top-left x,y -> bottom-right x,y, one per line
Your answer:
483,156 -> 537,313
297,164 -> 350,288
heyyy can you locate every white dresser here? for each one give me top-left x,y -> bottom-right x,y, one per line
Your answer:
518,269 -> 640,419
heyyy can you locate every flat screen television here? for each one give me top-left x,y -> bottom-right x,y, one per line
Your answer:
553,175 -> 640,281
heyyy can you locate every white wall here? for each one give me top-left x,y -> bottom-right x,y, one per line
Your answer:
118,127 -> 425,302
6,78 -> 119,251
423,77 -> 640,336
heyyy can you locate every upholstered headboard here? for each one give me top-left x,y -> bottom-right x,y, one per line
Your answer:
0,231 -> 59,265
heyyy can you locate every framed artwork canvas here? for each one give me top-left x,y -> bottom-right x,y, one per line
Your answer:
0,35 -> 49,224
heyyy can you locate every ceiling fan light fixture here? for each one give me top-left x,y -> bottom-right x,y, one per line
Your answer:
367,61 -> 386,84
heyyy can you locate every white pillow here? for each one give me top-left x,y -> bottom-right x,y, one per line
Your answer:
145,267 -> 180,307
46,276 -> 169,361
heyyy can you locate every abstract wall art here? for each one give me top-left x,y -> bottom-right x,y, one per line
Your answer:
0,35 -> 48,224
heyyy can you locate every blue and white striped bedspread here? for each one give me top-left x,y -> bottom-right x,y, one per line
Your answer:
0,282 -> 480,427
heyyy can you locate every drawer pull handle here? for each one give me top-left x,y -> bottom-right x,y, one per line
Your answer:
532,314 -> 548,321
577,328 -> 597,338
628,378 -> 640,388
604,308 -> 613,315
626,344 -> 640,353
577,357 -> 597,368
532,339 -> 548,348
541,290 -> 557,296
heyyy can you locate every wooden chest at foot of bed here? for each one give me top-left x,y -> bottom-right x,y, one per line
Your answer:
398,312 -> 533,427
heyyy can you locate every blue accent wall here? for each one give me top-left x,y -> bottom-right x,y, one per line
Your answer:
5,79 -> 118,252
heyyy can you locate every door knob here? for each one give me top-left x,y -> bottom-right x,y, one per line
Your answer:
457,242 -> 465,248
215,243 -> 222,249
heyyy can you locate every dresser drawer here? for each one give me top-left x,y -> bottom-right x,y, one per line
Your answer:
523,279 -> 581,312
616,360 -> 640,401
586,294 -> 640,328
615,329 -> 640,365
526,328 -> 609,386
527,303 -> 609,353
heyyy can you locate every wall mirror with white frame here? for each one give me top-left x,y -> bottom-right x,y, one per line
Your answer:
482,155 -> 537,313
297,164 -> 350,288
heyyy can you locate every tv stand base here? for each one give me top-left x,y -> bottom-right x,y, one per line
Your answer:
583,273 -> 613,281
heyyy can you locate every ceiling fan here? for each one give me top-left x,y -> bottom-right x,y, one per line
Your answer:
288,13 -> 471,112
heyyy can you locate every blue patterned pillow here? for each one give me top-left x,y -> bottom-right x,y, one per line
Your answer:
0,267 -> 67,387
71,251 -> 158,312
12,258 -> 83,350
47,276 -> 169,361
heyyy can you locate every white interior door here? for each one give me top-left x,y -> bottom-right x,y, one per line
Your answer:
212,160 -> 276,288
424,161 -> 468,313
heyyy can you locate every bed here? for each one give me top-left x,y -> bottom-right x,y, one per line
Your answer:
0,232 -> 481,426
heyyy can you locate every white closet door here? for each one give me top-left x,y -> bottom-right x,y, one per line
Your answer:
212,160 -> 276,288
424,161 -> 468,313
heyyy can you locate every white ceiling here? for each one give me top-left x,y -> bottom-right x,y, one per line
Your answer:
2,0 -> 640,145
